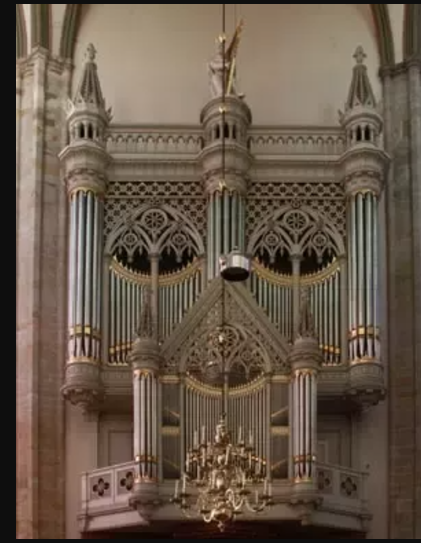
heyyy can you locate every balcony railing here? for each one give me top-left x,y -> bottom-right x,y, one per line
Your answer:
80,461 -> 369,533
316,463 -> 369,518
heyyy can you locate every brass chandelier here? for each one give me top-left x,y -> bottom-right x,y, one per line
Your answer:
170,410 -> 273,531
171,283 -> 273,530
171,280 -> 273,530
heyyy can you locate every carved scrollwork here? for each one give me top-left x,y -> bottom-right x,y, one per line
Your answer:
247,205 -> 345,267
107,203 -> 205,264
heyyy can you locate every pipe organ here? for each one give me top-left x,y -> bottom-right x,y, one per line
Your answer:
59,45 -> 389,510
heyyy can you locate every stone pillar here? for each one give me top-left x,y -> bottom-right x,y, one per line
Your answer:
338,47 -> 389,406
16,47 -> 69,539
408,59 -> 421,539
198,96 -> 253,281
59,44 -> 112,412
380,57 -> 421,539
128,289 -> 162,518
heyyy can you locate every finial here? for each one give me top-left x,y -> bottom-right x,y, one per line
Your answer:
353,46 -> 366,65
297,287 -> 316,338
85,43 -> 97,62
136,286 -> 154,338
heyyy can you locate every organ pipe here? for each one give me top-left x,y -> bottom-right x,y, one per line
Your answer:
291,369 -> 318,481
347,191 -> 380,362
251,262 -> 294,340
67,189 -> 104,364
207,190 -> 247,280
133,368 -> 159,481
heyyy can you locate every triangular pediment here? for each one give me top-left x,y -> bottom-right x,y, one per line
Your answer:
161,277 -> 290,375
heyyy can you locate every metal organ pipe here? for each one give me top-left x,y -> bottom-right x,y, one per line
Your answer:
347,191 -> 380,362
108,259 -> 203,365
252,260 -> 341,365
67,188 -> 104,364
291,369 -> 318,482
206,190 -> 247,280
182,376 -> 270,476
159,260 -> 203,339
108,262 -> 147,365
133,369 -> 158,480
251,262 -> 294,340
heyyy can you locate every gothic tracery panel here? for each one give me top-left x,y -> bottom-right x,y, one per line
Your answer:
246,180 -> 346,241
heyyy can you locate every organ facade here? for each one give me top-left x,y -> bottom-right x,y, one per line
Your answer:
57,43 -> 390,536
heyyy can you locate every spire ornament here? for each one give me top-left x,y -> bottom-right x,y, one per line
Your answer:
353,45 -> 367,65
86,42 -> 97,62
297,288 -> 316,339
136,287 -> 154,339
345,45 -> 376,111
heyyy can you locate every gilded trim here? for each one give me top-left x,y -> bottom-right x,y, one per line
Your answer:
67,356 -> 100,365
253,258 -> 340,287
271,426 -> 290,437
111,255 -> 202,287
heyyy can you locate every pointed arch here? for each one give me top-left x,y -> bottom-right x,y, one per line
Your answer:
370,4 -> 395,66
60,4 -> 395,67
30,4 -> 51,50
60,3 -> 82,60
404,4 -> 421,59
16,4 -> 27,59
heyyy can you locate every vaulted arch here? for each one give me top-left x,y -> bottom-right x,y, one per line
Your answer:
16,4 -> 27,59
403,4 -> 421,59
60,4 -> 395,67
371,4 -> 395,65
30,4 -> 51,50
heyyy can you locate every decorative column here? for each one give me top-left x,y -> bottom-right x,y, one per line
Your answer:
128,288 -> 162,516
338,47 -> 389,405
198,94 -> 253,281
59,44 -> 112,412
289,291 -> 323,509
